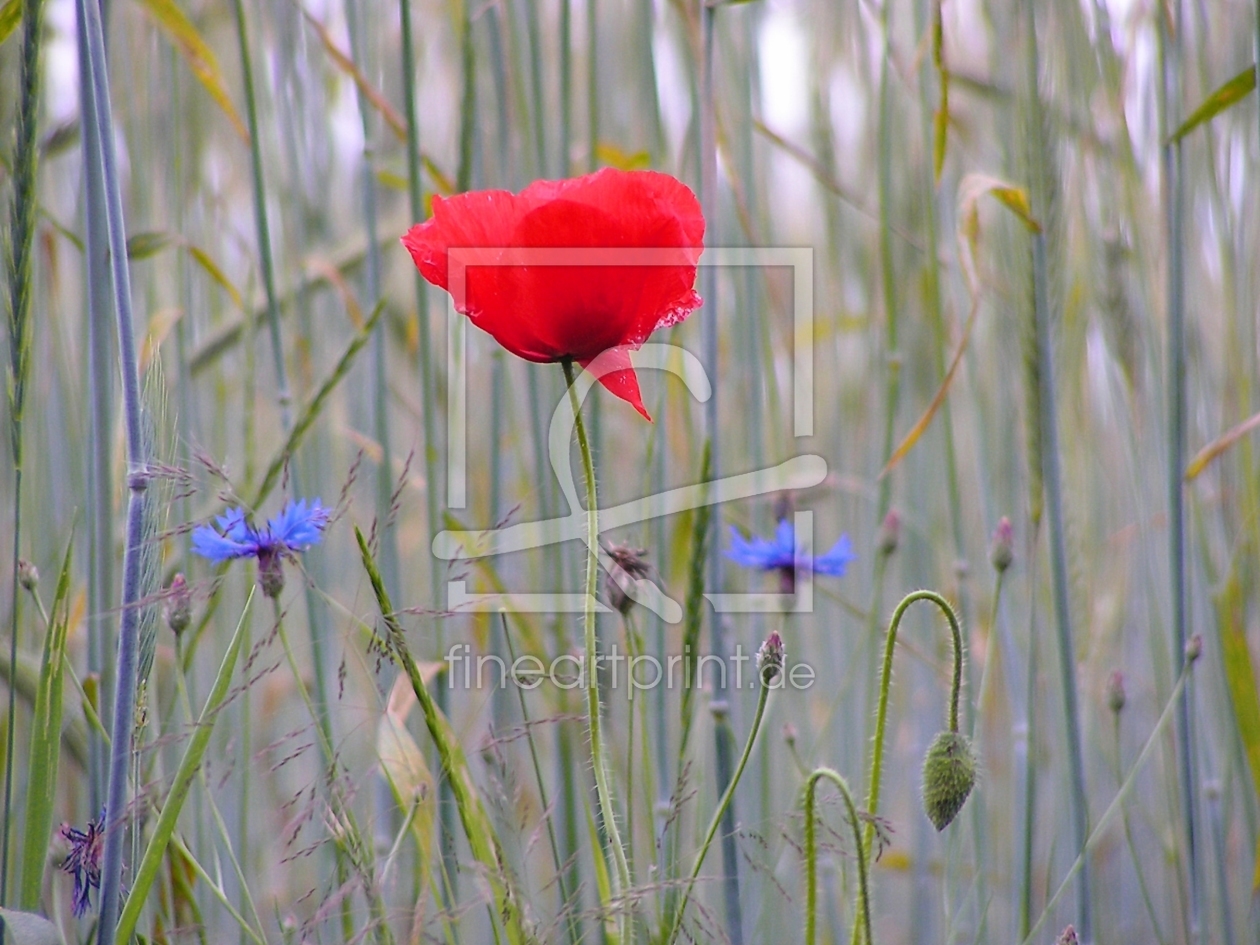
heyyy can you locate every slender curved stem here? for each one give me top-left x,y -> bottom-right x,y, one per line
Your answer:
865,590 -> 964,817
663,665 -> 772,945
855,589 -> 963,945
805,768 -> 872,945
561,360 -> 631,934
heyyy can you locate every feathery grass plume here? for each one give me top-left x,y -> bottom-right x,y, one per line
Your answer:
355,528 -> 532,945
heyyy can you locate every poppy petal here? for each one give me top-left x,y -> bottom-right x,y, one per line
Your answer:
580,347 -> 650,420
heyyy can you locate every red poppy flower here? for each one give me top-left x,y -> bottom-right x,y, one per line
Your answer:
402,167 -> 705,419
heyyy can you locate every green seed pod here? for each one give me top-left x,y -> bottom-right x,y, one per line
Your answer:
922,730 -> 977,831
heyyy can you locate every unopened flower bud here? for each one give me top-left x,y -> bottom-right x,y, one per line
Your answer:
1186,634 -> 1202,663
166,573 -> 191,637
782,723 -> 797,747
258,549 -> 285,598
604,544 -> 652,616
1055,926 -> 1078,945
1105,669 -> 1125,714
757,631 -> 784,686
18,559 -> 38,591
989,517 -> 1014,573
878,510 -> 900,557
922,730 -> 977,831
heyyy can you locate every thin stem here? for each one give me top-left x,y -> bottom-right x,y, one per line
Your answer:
805,768 -> 872,945
859,589 -> 964,910
664,666 -> 773,945
561,359 -> 631,931
697,4 -> 743,940
1023,11 -> 1093,940
1021,664 -> 1193,944
74,0 -> 152,940
1157,3 -> 1199,942
500,615 -> 579,944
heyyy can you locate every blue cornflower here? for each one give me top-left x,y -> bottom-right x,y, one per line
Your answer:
725,519 -> 855,593
60,811 -> 104,917
191,498 -> 330,597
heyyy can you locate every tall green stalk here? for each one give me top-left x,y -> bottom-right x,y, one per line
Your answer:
1022,12 -> 1092,941
1,0 -> 45,914
81,0 -> 115,818
698,5 -> 745,942
1157,3 -> 1200,941
73,0 -> 154,941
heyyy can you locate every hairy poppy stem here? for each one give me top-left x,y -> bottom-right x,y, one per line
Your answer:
805,768 -> 871,945
855,589 -> 964,945
562,359 -> 632,934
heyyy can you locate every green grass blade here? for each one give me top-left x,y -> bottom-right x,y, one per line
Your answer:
1168,63 -> 1256,143
135,0 -> 249,142
0,0 -> 21,46
250,300 -> 384,508
113,589 -> 255,945
17,536 -> 73,911
354,527 -> 529,945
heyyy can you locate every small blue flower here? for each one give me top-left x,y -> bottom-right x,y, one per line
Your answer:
725,519 -> 856,584
60,810 -> 105,917
192,498 -> 330,596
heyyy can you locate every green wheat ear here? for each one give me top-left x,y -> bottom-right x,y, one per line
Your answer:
922,730 -> 977,831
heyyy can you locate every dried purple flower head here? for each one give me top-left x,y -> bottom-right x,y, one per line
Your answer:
18,558 -> 38,591
603,543 -> 653,616
878,509 -> 901,557
166,573 -> 191,637
1105,669 -> 1126,715
191,498 -> 330,598
60,810 -> 105,917
757,631 -> 785,686
989,517 -> 1014,573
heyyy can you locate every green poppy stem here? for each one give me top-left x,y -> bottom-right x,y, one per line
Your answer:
805,768 -> 872,945
561,359 -> 632,936
855,589 -> 964,945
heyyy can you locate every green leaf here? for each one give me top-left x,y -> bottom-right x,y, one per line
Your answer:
0,0 -> 20,48
126,230 -> 172,260
356,528 -> 530,945
0,909 -> 63,945
1218,576 -> 1260,832
1169,64 -> 1256,143
114,590 -> 255,945
185,242 -> 244,311
134,0 -> 250,142
19,536 -> 75,911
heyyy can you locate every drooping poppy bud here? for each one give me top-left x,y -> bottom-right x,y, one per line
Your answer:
921,730 -> 977,831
